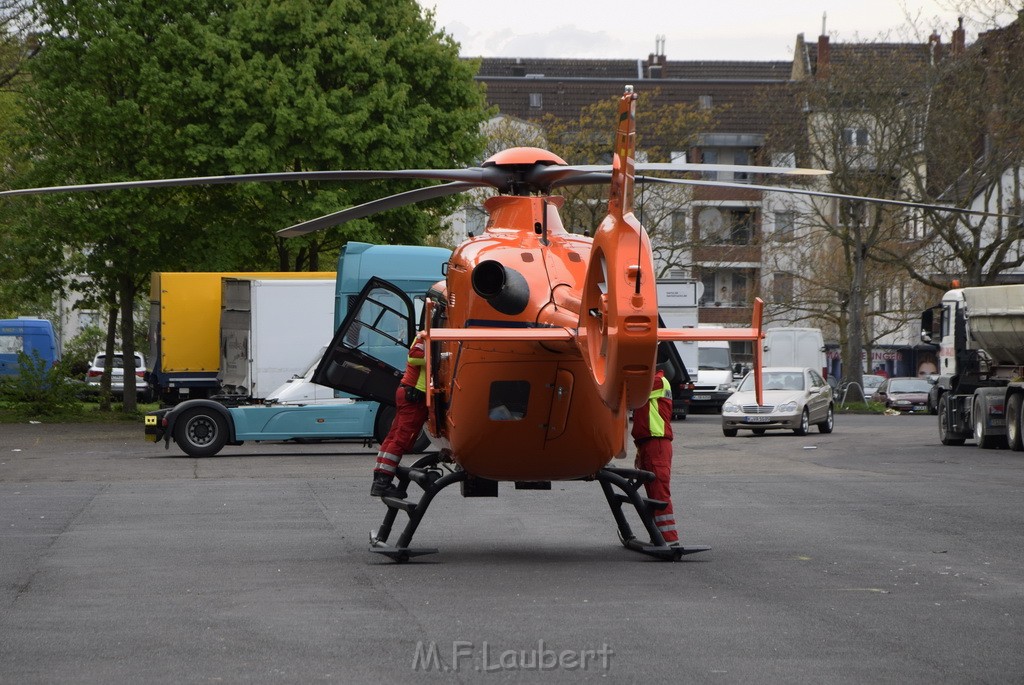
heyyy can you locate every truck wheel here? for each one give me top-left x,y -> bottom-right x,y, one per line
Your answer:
938,395 -> 966,446
793,409 -> 810,436
973,399 -> 1002,449
1007,394 -> 1024,452
173,408 -> 228,457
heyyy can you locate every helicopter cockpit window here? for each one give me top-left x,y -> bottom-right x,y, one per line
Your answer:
488,381 -> 529,421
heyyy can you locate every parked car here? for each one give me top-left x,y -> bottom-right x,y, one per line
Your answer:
721,367 -> 834,437
924,375 -> 941,414
862,374 -> 886,398
872,377 -> 931,412
85,352 -> 152,401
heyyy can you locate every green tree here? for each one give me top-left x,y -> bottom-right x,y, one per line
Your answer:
208,0 -> 489,270
8,0 -> 489,412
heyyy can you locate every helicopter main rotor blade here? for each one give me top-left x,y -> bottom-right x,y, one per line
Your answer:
636,175 -> 1023,220
529,162 -> 830,188
277,181 -> 481,237
0,168 -> 508,198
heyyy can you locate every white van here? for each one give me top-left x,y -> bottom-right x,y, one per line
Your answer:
762,327 -> 827,379
691,338 -> 735,411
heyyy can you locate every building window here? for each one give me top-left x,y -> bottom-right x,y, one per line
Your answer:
843,127 -> 870,147
726,209 -> 753,245
774,211 -> 795,240
698,95 -> 713,110
731,271 -> 749,305
701,149 -> 718,180
529,92 -> 543,109
772,272 -> 794,304
670,211 -> 687,243
734,149 -> 750,183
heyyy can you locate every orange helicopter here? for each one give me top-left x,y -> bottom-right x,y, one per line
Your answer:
3,86 -> 1002,562
306,87 -> 774,561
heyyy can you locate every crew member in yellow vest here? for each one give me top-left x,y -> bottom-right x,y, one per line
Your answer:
630,368 -> 678,544
371,332 -> 429,498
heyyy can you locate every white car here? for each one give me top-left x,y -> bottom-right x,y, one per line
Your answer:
86,351 -> 152,401
721,367 -> 834,436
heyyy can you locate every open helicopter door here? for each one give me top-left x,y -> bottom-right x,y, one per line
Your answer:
312,277 -> 417,405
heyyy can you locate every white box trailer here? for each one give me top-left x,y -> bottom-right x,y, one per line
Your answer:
219,278 -> 336,400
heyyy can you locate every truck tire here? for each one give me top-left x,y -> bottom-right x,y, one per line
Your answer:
173,407 -> 228,457
1007,394 -> 1024,452
938,395 -> 966,446
973,399 -> 1002,449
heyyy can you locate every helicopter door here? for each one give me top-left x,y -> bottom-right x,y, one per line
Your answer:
312,277 -> 417,406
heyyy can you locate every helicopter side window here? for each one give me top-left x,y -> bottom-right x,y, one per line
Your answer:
488,380 -> 529,421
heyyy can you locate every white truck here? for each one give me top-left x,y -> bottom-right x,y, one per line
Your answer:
762,327 -> 827,378
923,285 -> 1024,450
219,278 -> 336,401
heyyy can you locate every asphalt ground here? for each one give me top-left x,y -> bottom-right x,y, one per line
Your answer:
1,412 -> 1022,683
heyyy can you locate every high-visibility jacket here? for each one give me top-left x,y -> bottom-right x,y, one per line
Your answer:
631,370 -> 673,442
399,336 -> 427,392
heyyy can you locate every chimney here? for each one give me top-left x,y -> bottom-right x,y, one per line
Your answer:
816,12 -> 830,79
952,16 -> 966,57
646,35 -> 667,79
816,34 -> 830,79
929,30 -> 942,64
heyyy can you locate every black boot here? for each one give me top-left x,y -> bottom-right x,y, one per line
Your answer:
370,472 -> 407,499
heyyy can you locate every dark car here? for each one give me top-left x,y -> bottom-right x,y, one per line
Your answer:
872,377 -> 932,413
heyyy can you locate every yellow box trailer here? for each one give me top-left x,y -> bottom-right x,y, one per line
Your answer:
149,271 -> 334,403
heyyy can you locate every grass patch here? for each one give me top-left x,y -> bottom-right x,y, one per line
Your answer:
836,400 -> 888,414
0,401 -> 160,424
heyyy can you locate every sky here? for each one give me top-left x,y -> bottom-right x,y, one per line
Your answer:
417,1 -> 971,61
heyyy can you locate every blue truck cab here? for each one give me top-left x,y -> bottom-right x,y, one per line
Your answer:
144,243 -> 451,457
0,318 -> 60,376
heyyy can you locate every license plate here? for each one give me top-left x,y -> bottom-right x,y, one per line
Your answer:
744,416 -> 771,423
692,394 -> 710,401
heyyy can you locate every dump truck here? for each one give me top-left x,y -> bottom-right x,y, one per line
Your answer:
923,284 -> 1024,450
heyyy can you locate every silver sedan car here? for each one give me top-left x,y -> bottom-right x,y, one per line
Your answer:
721,367 -> 834,436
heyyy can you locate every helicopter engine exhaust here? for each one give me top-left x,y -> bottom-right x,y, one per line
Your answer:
471,260 -> 530,315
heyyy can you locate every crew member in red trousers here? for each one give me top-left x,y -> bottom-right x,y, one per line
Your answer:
630,368 -> 678,544
371,332 -> 429,498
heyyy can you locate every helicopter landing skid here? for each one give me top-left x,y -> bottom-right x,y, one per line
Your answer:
596,467 -> 710,561
369,453 -> 466,563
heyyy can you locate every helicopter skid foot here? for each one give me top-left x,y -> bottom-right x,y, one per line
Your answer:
596,467 -> 710,561
624,538 -> 711,560
368,461 -> 468,563
369,530 -> 438,563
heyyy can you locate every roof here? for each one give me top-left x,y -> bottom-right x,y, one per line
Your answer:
474,57 -> 800,141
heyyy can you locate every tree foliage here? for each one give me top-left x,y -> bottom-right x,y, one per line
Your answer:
5,0 -> 490,412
